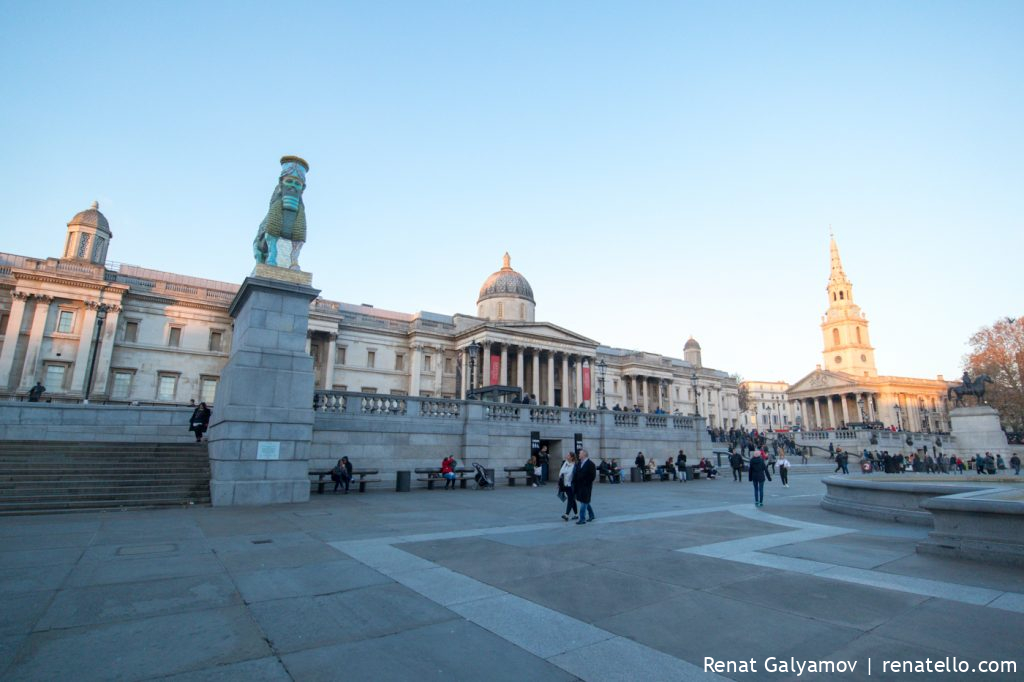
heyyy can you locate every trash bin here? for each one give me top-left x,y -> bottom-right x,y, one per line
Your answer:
485,468 -> 495,486
395,470 -> 411,492
630,466 -> 641,483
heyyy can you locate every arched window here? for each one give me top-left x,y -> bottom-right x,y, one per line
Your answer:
839,291 -> 844,300
833,292 -> 837,301
856,327 -> 862,344
832,328 -> 840,347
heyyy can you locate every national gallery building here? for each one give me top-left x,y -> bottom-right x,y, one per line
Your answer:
0,203 -> 740,427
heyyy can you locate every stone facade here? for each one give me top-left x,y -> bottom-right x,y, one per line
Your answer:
739,380 -> 795,431
0,205 -> 741,427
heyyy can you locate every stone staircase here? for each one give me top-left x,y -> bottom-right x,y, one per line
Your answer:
0,441 -> 211,515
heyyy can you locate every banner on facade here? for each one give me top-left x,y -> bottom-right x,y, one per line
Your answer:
490,354 -> 501,386
582,360 -> 591,402
531,431 -> 541,457
574,433 -> 584,454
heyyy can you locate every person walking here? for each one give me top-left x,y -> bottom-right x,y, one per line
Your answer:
559,452 -> 578,521
676,451 -> 687,482
778,455 -> 791,487
537,445 -> 550,486
730,451 -> 743,482
634,451 -> 646,481
1011,453 -> 1021,476
189,402 -> 211,443
574,449 -> 597,524
748,450 -> 772,507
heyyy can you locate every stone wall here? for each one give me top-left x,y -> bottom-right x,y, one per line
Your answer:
0,402 -> 196,442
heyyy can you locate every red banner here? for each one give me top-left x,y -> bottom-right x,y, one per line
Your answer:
490,354 -> 501,386
582,360 -> 591,402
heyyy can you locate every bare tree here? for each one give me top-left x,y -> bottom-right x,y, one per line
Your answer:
964,317 -> 1024,431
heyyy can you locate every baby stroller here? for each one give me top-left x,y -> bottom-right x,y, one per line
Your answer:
472,463 -> 493,490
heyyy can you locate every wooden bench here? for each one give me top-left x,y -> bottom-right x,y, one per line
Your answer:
309,469 -> 380,494
503,466 -> 533,486
415,467 -> 473,489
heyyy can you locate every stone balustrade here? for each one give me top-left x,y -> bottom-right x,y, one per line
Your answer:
312,391 -> 700,432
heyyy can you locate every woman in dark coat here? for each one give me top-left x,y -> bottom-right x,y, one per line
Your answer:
189,402 -> 211,443
748,451 -> 772,507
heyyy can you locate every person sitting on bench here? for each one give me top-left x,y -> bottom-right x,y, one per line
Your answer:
331,456 -> 352,493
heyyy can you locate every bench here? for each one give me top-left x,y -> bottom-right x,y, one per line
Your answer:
503,466 -> 534,486
415,467 -> 474,489
309,469 -> 380,494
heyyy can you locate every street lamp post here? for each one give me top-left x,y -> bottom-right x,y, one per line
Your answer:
894,404 -> 902,431
467,341 -> 481,394
690,372 -> 701,418
82,304 -> 109,404
856,396 -> 866,423
597,359 -> 607,409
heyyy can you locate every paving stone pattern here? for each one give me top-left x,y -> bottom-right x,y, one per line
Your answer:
0,469 -> 1021,680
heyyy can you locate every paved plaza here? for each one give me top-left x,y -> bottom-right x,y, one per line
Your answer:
1,467 -> 1021,681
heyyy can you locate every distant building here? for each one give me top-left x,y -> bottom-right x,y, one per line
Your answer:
745,235 -> 950,433
739,380 -> 796,431
0,203 -> 741,426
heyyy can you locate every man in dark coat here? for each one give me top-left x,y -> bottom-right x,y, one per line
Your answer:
574,448 -> 597,525
748,451 -> 772,507
730,451 -> 744,482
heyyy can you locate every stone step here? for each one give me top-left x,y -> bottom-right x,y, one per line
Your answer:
0,471 -> 209,482
0,488 -> 210,503
0,497 -> 211,516
0,479 -> 209,491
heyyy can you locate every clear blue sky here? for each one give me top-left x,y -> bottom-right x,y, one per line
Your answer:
2,1 -> 1021,383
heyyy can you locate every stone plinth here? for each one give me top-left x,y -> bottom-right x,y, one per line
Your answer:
207,276 -> 320,506
918,488 -> 1024,566
948,405 -> 1009,456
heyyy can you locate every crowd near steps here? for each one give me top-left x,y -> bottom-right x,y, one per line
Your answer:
0,441 -> 210,515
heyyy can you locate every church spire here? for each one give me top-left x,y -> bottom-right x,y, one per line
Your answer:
829,233 -> 848,286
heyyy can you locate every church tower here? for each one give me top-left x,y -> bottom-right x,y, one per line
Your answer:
821,234 -> 877,377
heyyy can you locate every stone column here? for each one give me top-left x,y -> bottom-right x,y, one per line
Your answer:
208,276 -> 320,506
409,344 -> 422,396
516,347 -> 525,391
70,302 -> 100,394
90,305 -> 120,397
532,350 -> 540,401
544,351 -> 554,405
642,377 -> 650,413
19,295 -> 53,390
867,393 -> 876,422
629,376 -> 637,409
813,398 -> 823,430
433,345 -> 444,395
560,354 -> 569,407
499,344 -> 508,386
461,348 -> 469,397
840,394 -> 850,426
0,292 -> 29,389
826,396 -> 837,429
324,334 -> 337,390
304,334 -> 312,354
482,343 -> 491,386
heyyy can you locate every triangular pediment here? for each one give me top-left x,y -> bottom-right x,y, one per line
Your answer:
461,320 -> 599,347
788,369 -> 859,394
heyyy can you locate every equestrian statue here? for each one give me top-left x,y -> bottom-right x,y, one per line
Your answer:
948,371 -> 992,407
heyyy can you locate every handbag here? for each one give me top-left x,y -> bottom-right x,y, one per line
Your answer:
557,489 -> 567,502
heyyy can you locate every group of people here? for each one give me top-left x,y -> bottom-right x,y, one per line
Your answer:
631,450 -> 693,481
557,448 -> 596,524
859,449 -> 1020,476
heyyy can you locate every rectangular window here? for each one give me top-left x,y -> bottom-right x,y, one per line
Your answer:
391,389 -> 408,396
111,371 -> 133,399
395,354 -> 405,371
168,327 -> 182,348
208,330 -> 223,352
157,374 -> 178,401
366,351 -> 376,368
424,355 -> 433,372
444,357 -> 454,374
333,384 -> 348,392
337,346 -> 346,365
0,312 -> 9,335
44,364 -> 66,391
200,376 -> 218,404
361,386 -> 377,394
57,310 -> 74,334
124,320 -> 139,343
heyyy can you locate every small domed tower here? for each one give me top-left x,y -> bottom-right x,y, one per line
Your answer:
477,253 -> 536,322
684,337 -> 702,367
63,201 -> 112,265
